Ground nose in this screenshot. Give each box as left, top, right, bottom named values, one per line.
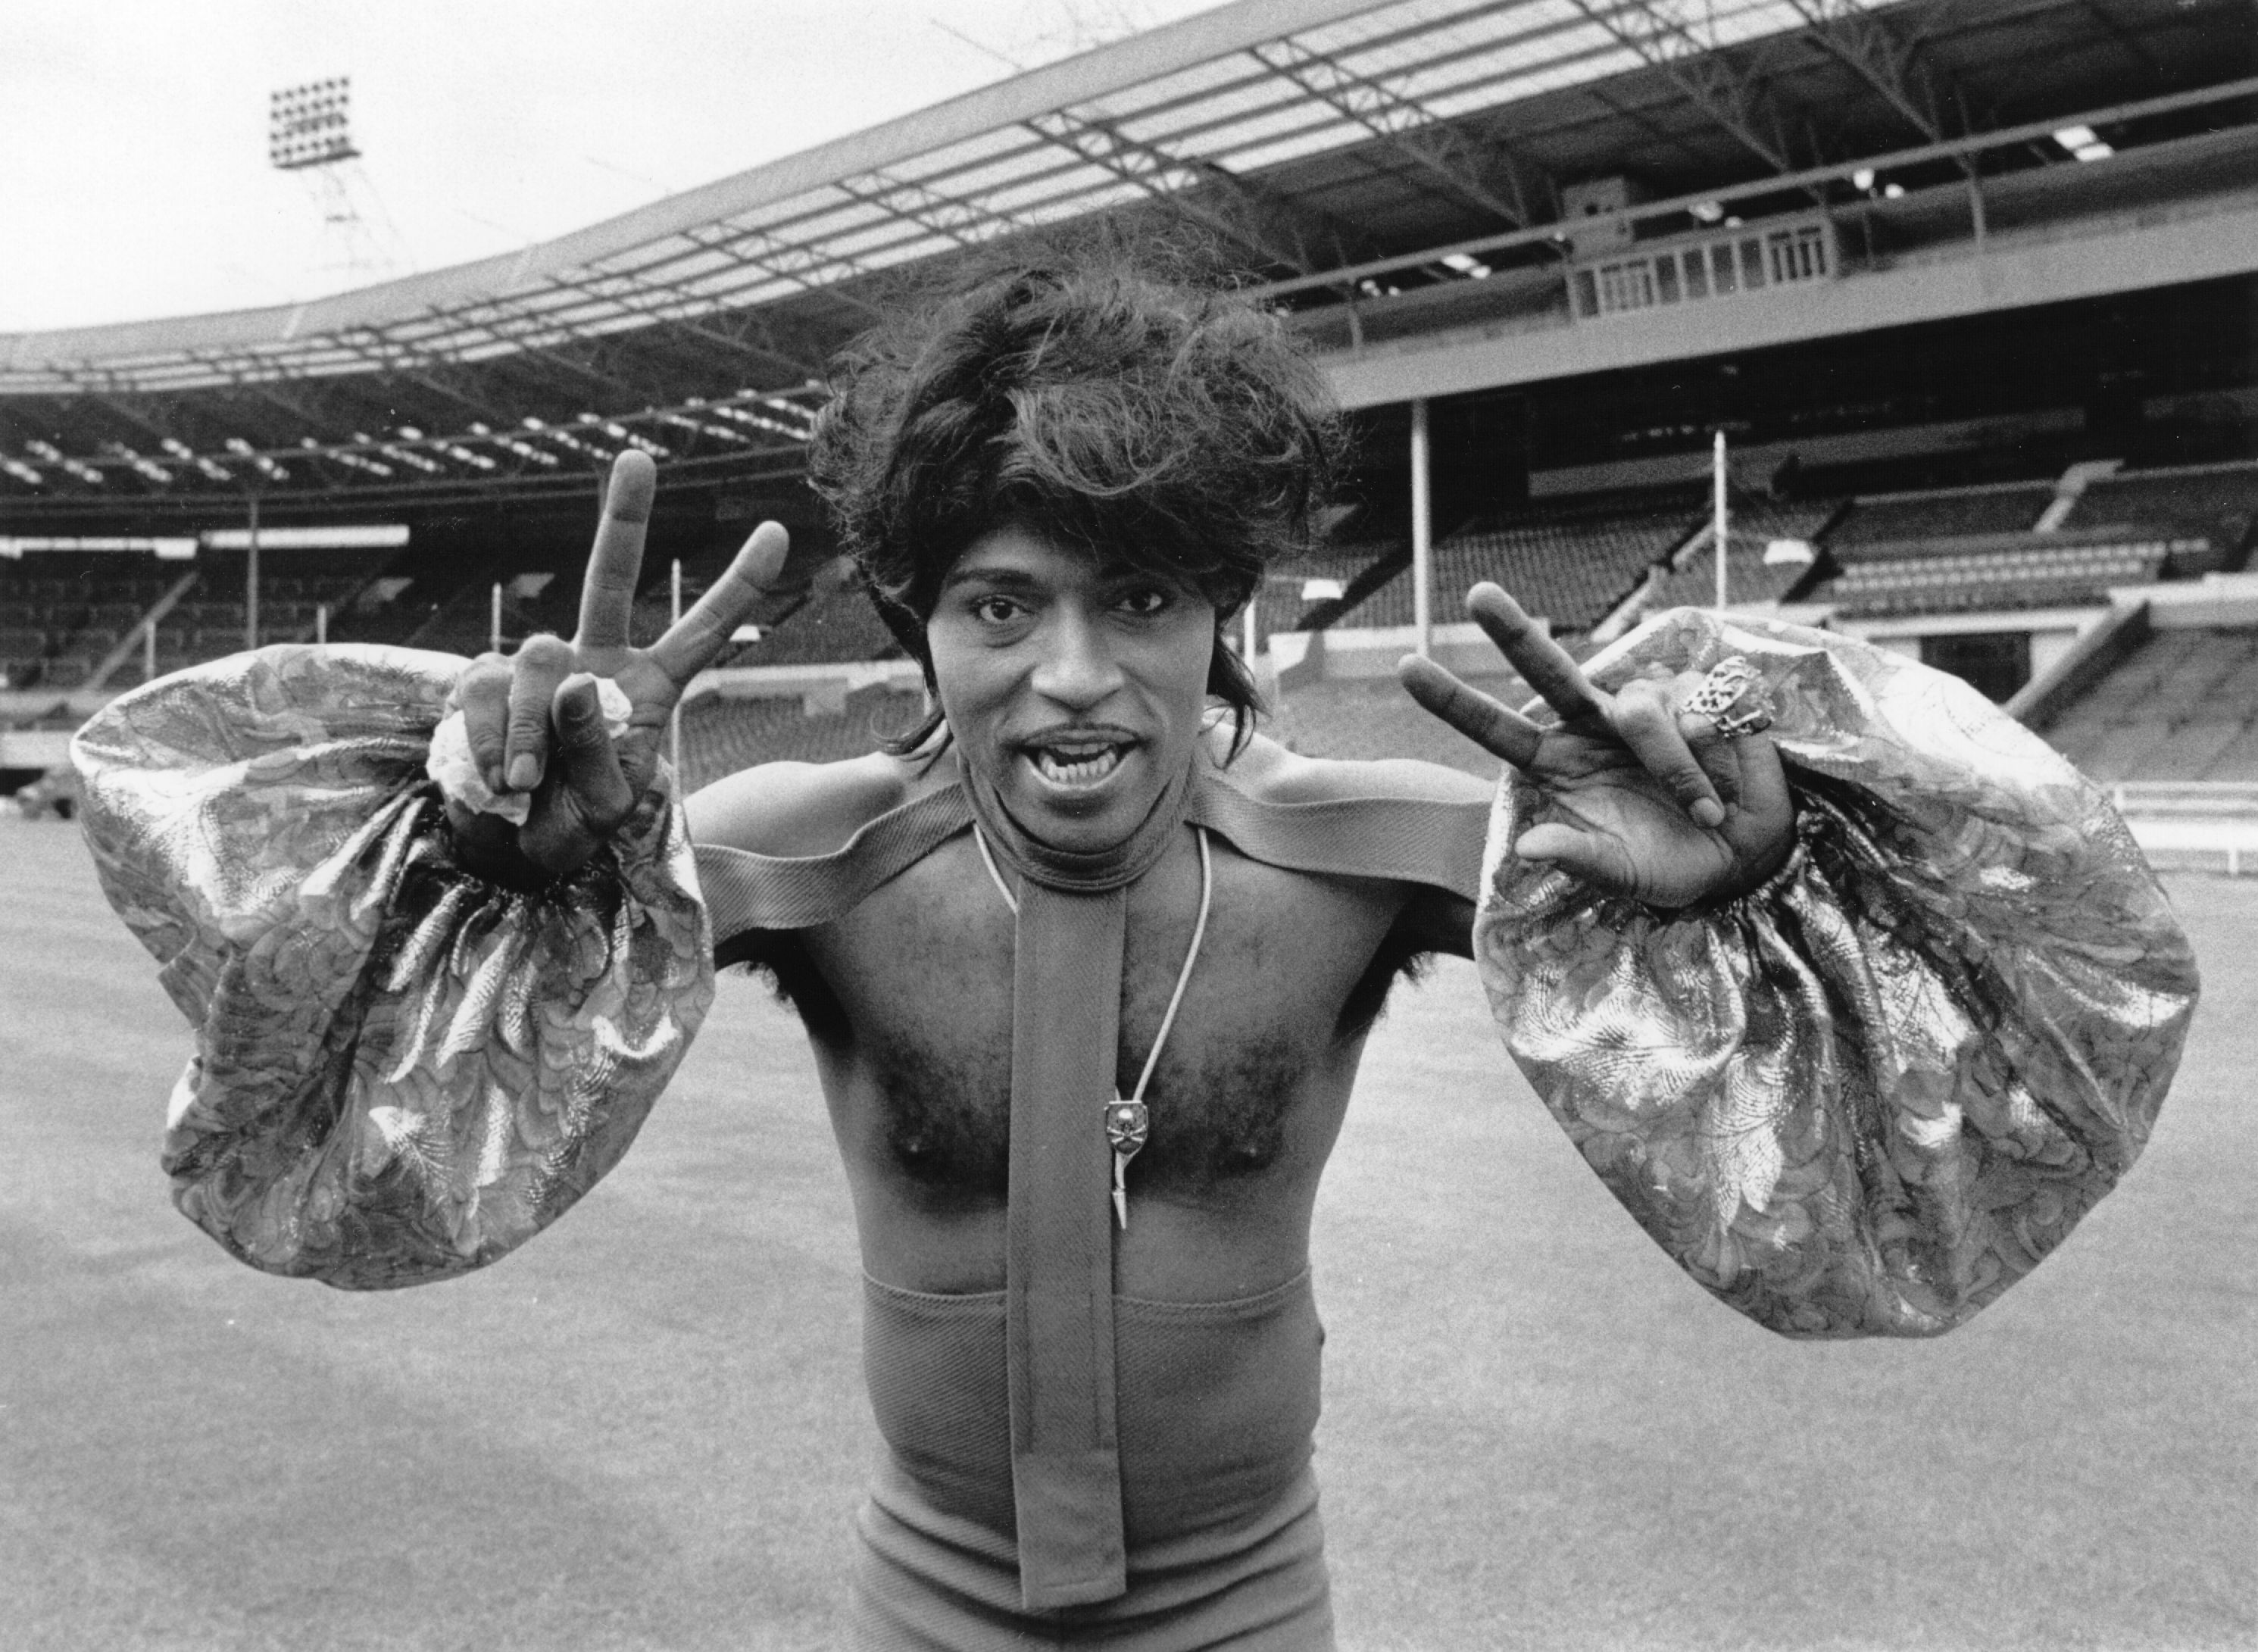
left=1029, top=603, right=1125, bottom=710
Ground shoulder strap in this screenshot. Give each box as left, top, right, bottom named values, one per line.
left=1186, top=764, right=1491, bottom=901
left=1191, top=749, right=1490, bottom=902
left=692, top=749, right=1494, bottom=945
left=694, top=785, right=973, bottom=943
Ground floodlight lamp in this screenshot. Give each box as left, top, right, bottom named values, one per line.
left=1883, top=183, right=1905, bottom=199
left=1853, top=168, right=1875, bottom=191
left=2054, top=125, right=2099, bottom=150
left=1691, top=200, right=1724, bottom=223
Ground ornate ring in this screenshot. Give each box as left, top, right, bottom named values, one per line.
left=1681, top=656, right=1774, bottom=739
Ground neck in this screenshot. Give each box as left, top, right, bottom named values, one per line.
left=961, top=753, right=1197, bottom=895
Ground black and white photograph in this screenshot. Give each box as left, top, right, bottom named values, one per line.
left=2, top=2, right=2252, bottom=1646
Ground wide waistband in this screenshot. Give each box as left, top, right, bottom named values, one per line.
left=860, top=1270, right=1324, bottom=1545
left=854, top=1455, right=1333, bottom=1647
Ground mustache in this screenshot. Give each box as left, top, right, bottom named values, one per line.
left=1013, top=724, right=1143, bottom=748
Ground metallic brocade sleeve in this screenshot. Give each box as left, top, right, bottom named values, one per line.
left=1475, top=610, right=2199, bottom=1339
left=71, top=644, right=715, bottom=1290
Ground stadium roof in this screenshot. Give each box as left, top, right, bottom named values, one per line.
left=2, top=0, right=2250, bottom=517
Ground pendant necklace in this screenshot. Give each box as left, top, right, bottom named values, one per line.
left=974, top=822, right=1213, bottom=1229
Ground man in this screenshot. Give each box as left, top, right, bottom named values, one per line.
left=77, top=261, right=2194, bottom=1649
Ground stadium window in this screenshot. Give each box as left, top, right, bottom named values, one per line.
left=1768, top=226, right=1829, bottom=285
left=1710, top=243, right=1737, bottom=295
left=1573, top=269, right=1600, bottom=318
left=1682, top=249, right=1708, bottom=300
left=1919, top=631, right=2031, bottom=703
left=1597, top=261, right=1656, bottom=313
left=1740, top=239, right=1766, bottom=289
left=1656, top=255, right=1680, bottom=304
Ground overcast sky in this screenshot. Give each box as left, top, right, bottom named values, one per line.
left=1, top=0, right=1224, bottom=334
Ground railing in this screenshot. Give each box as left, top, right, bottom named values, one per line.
left=2110, top=781, right=2258, bottom=813
left=1571, top=218, right=1835, bottom=322
left=2110, top=781, right=2258, bottom=876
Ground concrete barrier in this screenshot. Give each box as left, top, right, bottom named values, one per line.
left=1266, top=620, right=1526, bottom=686
left=686, top=659, right=924, bottom=717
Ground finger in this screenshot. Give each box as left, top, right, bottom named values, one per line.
left=1463, top=585, right=1610, bottom=726
left=648, top=522, right=790, bottom=685
left=456, top=654, right=513, bottom=793
left=1614, top=679, right=1725, bottom=828
left=574, top=451, right=658, bottom=651
left=548, top=673, right=636, bottom=838
left=1399, top=654, right=1543, bottom=767
left=1514, top=822, right=1638, bottom=891
left=501, top=634, right=574, bottom=793
left=1677, top=710, right=1742, bottom=810
left=1731, top=729, right=1794, bottom=843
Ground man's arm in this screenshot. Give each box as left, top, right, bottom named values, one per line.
left=1400, top=589, right=2198, bottom=1339
left=71, top=453, right=790, bottom=1288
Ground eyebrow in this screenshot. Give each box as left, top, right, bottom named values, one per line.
left=938, top=564, right=1045, bottom=594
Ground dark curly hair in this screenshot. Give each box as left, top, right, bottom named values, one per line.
left=807, top=256, right=1344, bottom=754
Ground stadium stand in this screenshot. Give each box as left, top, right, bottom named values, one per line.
left=676, top=686, right=927, bottom=792
left=1623, top=497, right=1844, bottom=621
left=2044, top=629, right=2258, bottom=784
left=5, top=0, right=2257, bottom=831
left=2063, top=461, right=2258, bottom=576
left=1341, top=498, right=1702, bottom=637
left=726, top=566, right=901, bottom=667
left=1809, top=530, right=2172, bottom=618
left=1, top=551, right=389, bottom=695
left=1825, top=482, right=2058, bottom=550
left=1252, top=541, right=1407, bottom=645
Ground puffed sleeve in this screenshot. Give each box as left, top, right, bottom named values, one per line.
left=1476, top=609, right=2198, bottom=1338
left=71, top=643, right=714, bottom=1289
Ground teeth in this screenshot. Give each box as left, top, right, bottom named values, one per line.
left=1032, top=746, right=1123, bottom=786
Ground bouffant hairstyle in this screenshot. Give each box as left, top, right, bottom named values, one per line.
left=806, top=257, right=1344, bottom=754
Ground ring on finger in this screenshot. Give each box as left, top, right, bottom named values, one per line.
left=1680, top=655, right=1774, bottom=739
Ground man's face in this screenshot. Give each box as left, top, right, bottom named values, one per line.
left=926, top=521, right=1217, bottom=854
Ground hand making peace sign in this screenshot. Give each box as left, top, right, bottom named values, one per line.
left=1401, top=583, right=1796, bottom=909
left=445, top=451, right=789, bottom=884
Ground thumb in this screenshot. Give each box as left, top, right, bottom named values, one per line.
left=1515, top=823, right=1635, bottom=890
left=549, top=673, right=636, bottom=839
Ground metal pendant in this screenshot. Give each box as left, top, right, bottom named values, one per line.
left=1104, top=1098, right=1149, bottom=1229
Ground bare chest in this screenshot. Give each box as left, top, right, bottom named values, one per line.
left=799, top=835, right=1404, bottom=1200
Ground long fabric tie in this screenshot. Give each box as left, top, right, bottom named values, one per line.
left=965, top=761, right=1192, bottom=1610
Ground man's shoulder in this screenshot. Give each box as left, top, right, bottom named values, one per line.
left=686, top=751, right=928, bottom=858
left=1212, top=728, right=1493, bottom=809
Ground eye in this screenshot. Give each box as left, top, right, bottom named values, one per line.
left=1117, top=586, right=1172, bottom=617
left=971, top=595, right=1024, bottom=625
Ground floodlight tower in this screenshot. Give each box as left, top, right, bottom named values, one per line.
left=268, top=77, right=398, bottom=277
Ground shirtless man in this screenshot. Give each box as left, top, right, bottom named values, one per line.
left=436, top=264, right=1796, bottom=1647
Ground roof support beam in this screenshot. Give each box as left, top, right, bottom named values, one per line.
left=1024, top=108, right=1363, bottom=277
left=830, top=168, right=1028, bottom=252
left=1779, top=0, right=1950, bottom=142
left=329, top=337, right=523, bottom=427
left=1561, top=0, right=1810, bottom=176
left=1248, top=37, right=1543, bottom=229
left=551, top=268, right=830, bottom=381
left=685, top=224, right=889, bottom=320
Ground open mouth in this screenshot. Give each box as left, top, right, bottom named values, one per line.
left=1020, top=732, right=1138, bottom=792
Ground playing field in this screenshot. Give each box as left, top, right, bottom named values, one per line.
left=2, top=811, right=2251, bottom=1651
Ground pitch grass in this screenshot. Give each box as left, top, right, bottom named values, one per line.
left=2, top=814, right=2252, bottom=1652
